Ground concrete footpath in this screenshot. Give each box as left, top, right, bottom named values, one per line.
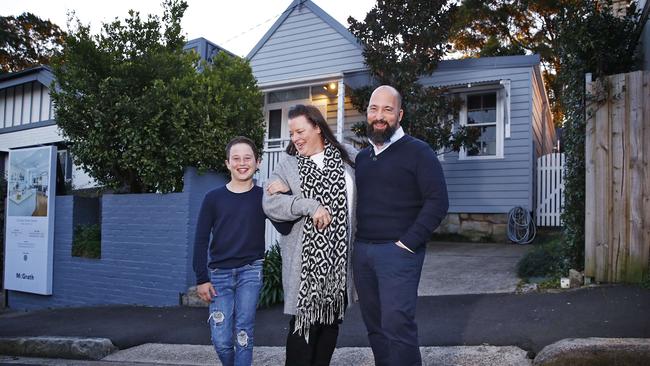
left=1, top=243, right=650, bottom=365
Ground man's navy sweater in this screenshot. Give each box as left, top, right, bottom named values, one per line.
left=355, top=134, right=449, bottom=251
left=193, top=185, right=266, bottom=285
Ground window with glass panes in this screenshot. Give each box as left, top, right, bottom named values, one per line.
left=465, top=92, right=497, bottom=157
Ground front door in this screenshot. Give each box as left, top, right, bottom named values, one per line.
left=265, top=100, right=303, bottom=150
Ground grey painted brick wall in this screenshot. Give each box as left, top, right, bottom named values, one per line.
left=8, top=168, right=227, bottom=310
left=183, top=167, right=228, bottom=287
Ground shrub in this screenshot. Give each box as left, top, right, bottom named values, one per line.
left=51, top=0, right=264, bottom=193
left=258, top=244, right=283, bottom=308
left=72, top=224, right=101, bottom=259
left=641, top=273, right=650, bottom=290
left=517, top=237, right=567, bottom=278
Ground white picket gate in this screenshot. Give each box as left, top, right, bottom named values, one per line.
left=536, top=153, right=565, bottom=227
left=256, top=139, right=291, bottom=249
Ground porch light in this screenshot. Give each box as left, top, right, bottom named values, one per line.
left=328, top=82, right=337, bottom=91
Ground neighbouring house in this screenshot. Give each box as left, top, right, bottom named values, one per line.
left=0, top=38, right=230, bottom=190
left=0, top=66, right=93, bottom=189
left=183, top=37, right=236, bottom=61
left=248, top=0, right=557, bottom=241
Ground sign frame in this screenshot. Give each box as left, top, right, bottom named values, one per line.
left=4, top=146, right=57, bottom=295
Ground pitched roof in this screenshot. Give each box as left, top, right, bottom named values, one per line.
left=247, top=0, right=363, bottom=60
left=435, top=54, right=541, bottom=71
left=0, top=66, right=55, bottom=90
left=184, top=37, right=236, bottom=59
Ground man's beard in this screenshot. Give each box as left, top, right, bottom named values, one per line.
left=367, top=120, right=397, bottom=145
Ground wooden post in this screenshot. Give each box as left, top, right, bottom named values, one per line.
left=336, top=78, right=345, bottom=142
left=595, top=75, right=611, bottom=283
left=610, top=73, right=627, bottom=282
left=643, top=72, right=650, bottom=277
left=626, top=71, right=645, bottom=282
left=584, top=73, right=596, bottom=278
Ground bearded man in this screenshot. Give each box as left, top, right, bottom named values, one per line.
left=352, top=85, right=449, bottom=366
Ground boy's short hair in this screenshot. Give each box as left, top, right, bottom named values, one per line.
left=225, top=136, right=259, bottom=160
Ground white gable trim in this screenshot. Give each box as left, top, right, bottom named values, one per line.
left=247, top=0, right=363, bottom=60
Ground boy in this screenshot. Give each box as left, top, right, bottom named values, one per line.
left=193, top=136, right=266, bottom=366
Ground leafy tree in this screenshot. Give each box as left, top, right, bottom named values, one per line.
left=347, top=0, right=478, bottom=152
left=556, top=0, right=641, bottom=270
left=0, top=12, right=65, bottom=73
left=51, top=0, right=264, bottom=193
left=450, top=0, right=564, bottom=125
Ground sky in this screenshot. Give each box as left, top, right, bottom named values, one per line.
left=2, top=0, right=377, bottom=57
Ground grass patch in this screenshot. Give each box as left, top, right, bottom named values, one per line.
left=537, top=276, right=562, bottom=289
left=258, top=244, right=283, bottom=309
left=72, top=224, right=101, bottom=259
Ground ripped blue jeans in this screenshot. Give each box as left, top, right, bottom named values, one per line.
left=208, top=258, right=263, bottom=366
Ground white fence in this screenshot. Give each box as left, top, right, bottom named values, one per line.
left=256, top=138, right=291, bottom=249
left=536, top=153, right=565, bottom=227
left=256, top=138, right=291, bottom=186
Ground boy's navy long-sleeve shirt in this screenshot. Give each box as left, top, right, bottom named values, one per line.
left=355, top=134, right=449, bottom=251
left=193, top=185, right=266, bottom=285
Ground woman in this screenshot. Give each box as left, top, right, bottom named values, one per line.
left=263, top=104, right=357, bottom=366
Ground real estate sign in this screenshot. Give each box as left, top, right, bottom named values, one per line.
left=4, top=146, right=57, bottom=295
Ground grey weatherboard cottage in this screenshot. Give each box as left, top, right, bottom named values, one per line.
left=247, top=0, right=556, bottom=241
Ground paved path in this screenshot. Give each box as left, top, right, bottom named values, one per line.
left=1, top=345, right=534, bottom=366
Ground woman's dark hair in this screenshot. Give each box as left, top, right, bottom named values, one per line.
left=225, top=136, right=259, bottom=161
left=286, top=104, right=354, bottom=167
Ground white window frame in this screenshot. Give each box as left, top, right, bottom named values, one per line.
left=457, top=85, right=506, bottom=160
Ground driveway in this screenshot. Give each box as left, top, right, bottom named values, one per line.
left=419, top=242, right=531, bottom=296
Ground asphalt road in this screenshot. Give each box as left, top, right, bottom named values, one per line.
left=2, top=285, right=649, bottom=354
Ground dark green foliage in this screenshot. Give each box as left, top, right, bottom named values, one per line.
left=347, top=1, right=478, bottom=153
left=641, top=273, right=650, bottom=290
left=72, top=224, right=101, bottom=259
left=517, top=237, right=567, bottom=278
left=0, top=12, right=65, bottom=73
left=556, top=1, right=641, bottom=271
left=451, top=0, right=556, bottom=59
left=348, top=1, right=455, bottom=84
left=258, top=244, right=283, bottom=309
left=51, top=0, right=264, bottom=193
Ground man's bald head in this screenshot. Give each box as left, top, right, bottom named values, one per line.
left=370, top=85, right=402, bottom=111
